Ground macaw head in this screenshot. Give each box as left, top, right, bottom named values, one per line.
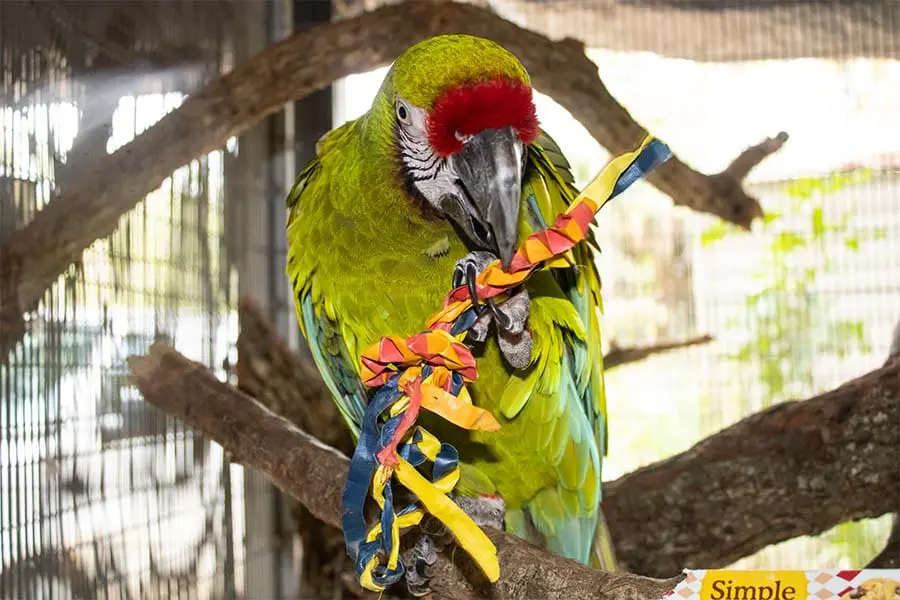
left=370, top=34, right=539, bottom=268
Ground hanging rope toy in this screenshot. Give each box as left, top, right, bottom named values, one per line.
left=341, top=135, right=673, bottom=592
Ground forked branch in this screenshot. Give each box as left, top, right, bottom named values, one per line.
left=129, top=343, right=681, bottom=600
left=2, top=0, right=785, bottom=360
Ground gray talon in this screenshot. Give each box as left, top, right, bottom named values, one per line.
left=453, top=494, right=506, bottom=531
left=406, top=534, right=438, bottom=597
left=453, top=251, right=532, bottom=370
left=496, top=288, right=532, bottom=369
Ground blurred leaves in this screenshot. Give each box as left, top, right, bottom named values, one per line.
left=703, top=167, right=890, bottom=566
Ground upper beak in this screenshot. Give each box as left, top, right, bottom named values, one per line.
left=449, top=126, right=523, bottom=270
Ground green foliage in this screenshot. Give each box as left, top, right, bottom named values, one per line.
left=705, top=169, right=879, bottom=401
left=820, top=515, right=895, bottom=567
left=702, top=168, right=891, bottom=566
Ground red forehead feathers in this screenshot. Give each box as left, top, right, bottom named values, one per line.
left=427, top=78, right=540, bottom=157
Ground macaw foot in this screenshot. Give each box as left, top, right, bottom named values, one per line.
left=405, top=534, right=438, bottom=597
left=453, top=493, right=506, bottom=531
left=404, top=494, right=505, bottom=596
left=452, top=251, right=532, bottom=370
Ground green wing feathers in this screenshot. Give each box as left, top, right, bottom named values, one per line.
left=286, top=122, right=369, bottom=441
left=285, top=121, right=615, bottom=569
left=506, top=131, right=615, bottom=569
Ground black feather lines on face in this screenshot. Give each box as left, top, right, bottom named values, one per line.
left=395, top=120, right=445, bottom=222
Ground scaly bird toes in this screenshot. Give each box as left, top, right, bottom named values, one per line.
left=452, top=251, right=498, bottom=287
left=405, top=534, right=438, bottom=597
left=452, top=251, right=532, bottom=370
left=453, top=494, right=506, bottom=531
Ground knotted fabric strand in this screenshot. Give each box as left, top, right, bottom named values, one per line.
left=341, top=136, right=672, bottom=592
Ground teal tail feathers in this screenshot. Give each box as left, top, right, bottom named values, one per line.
left=504, top=501, right=617, bottom=571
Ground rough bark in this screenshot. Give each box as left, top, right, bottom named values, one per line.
left=138, top=337, right=900, bottom=582
left=605, top=358, right=900, bottom=577
left=0, top=0, right=784, bottom=361
left=866, top=321, right=900, bottom=569
left=129, top=343, right=682, bottom=600
left=235, top=299, right=900, bottom=577
left=234, top=300, right=712, bottom=595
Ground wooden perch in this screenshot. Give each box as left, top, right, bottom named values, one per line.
left=234, top=301, right=711, bottom=591
left=154, top=313, right=900, bottom=582
left=603, top=334, right=714, bottom=370
left=867, top=336, right=900, bottom=570
left=606, top=357, right=900, bottom=577
left=235, top=301, right=717, bottom=592
left=1, top=0, right=782, bottom=360
left=129, top=342, right=682, bottom=600
left=237, top=300, right=900, bottom=577
left=234, top=299, right=900, bottom=576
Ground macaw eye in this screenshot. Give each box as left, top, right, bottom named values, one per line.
left=396, top=101, right=411, bottom=125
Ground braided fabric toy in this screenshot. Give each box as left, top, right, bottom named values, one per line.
left=341, top=135, right=672, bottom=592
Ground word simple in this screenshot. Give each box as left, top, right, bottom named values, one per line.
left=707, top=579, right=796, bottom=600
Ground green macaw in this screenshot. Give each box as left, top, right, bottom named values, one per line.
left=286, top=34, right=616, bottom=574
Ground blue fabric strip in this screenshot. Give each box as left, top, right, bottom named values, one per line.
left=341, top=376, right=401, bottom=561
left=610, top=139, right=672, bottom=200
left=340, top=136, right=673, bottom=591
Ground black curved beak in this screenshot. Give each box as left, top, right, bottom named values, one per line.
left=449, top=126, right=523, bottom=269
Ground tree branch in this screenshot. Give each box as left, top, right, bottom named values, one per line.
left=234, top=302, right=713, bottom=592
left=603, top=334, right=714, bottom=370
left=1, top=0, right=781, bottom=360
left=866, top=323, right=900, bottom=569
left=163, top=297, right=900, bottom=578
left=129, top=342, right=682, bottom=600
left=723, top=132, right=790, bottom=182
left=234, top=299, right=900, bottom=576
left=604, top=358, right=900, bottom=577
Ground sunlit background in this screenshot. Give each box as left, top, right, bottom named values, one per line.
left=335, top=56, right=900, bottom=568
left=2, top=1, right=899, bottom=598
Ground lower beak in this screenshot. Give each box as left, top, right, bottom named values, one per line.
left=450, top=127, right=523, bottom=269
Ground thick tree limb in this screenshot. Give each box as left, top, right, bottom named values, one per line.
left=1, top=0, right=780, bottom=360
left=603, top=334, right=713, bottom=370
left=169, top=299, right=900, bottom=582
left=605, top=358, right=900, bottom=577
left=129, top=342, right=682, bottom=600
left=234, top=301, right=710, bottom=592
left=867, top=325, right=900, bottom=569
left=234, top=299, right=900, bottom=576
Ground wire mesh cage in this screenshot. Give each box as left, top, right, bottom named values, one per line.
left=332, top=0, right=900, bottom=573
left=1, top=0, right=899, bottom=598
left=0, top=2, right=258, bottom=599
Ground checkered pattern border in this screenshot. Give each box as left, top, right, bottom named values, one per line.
left=662, top=569, right=900, bottom=599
